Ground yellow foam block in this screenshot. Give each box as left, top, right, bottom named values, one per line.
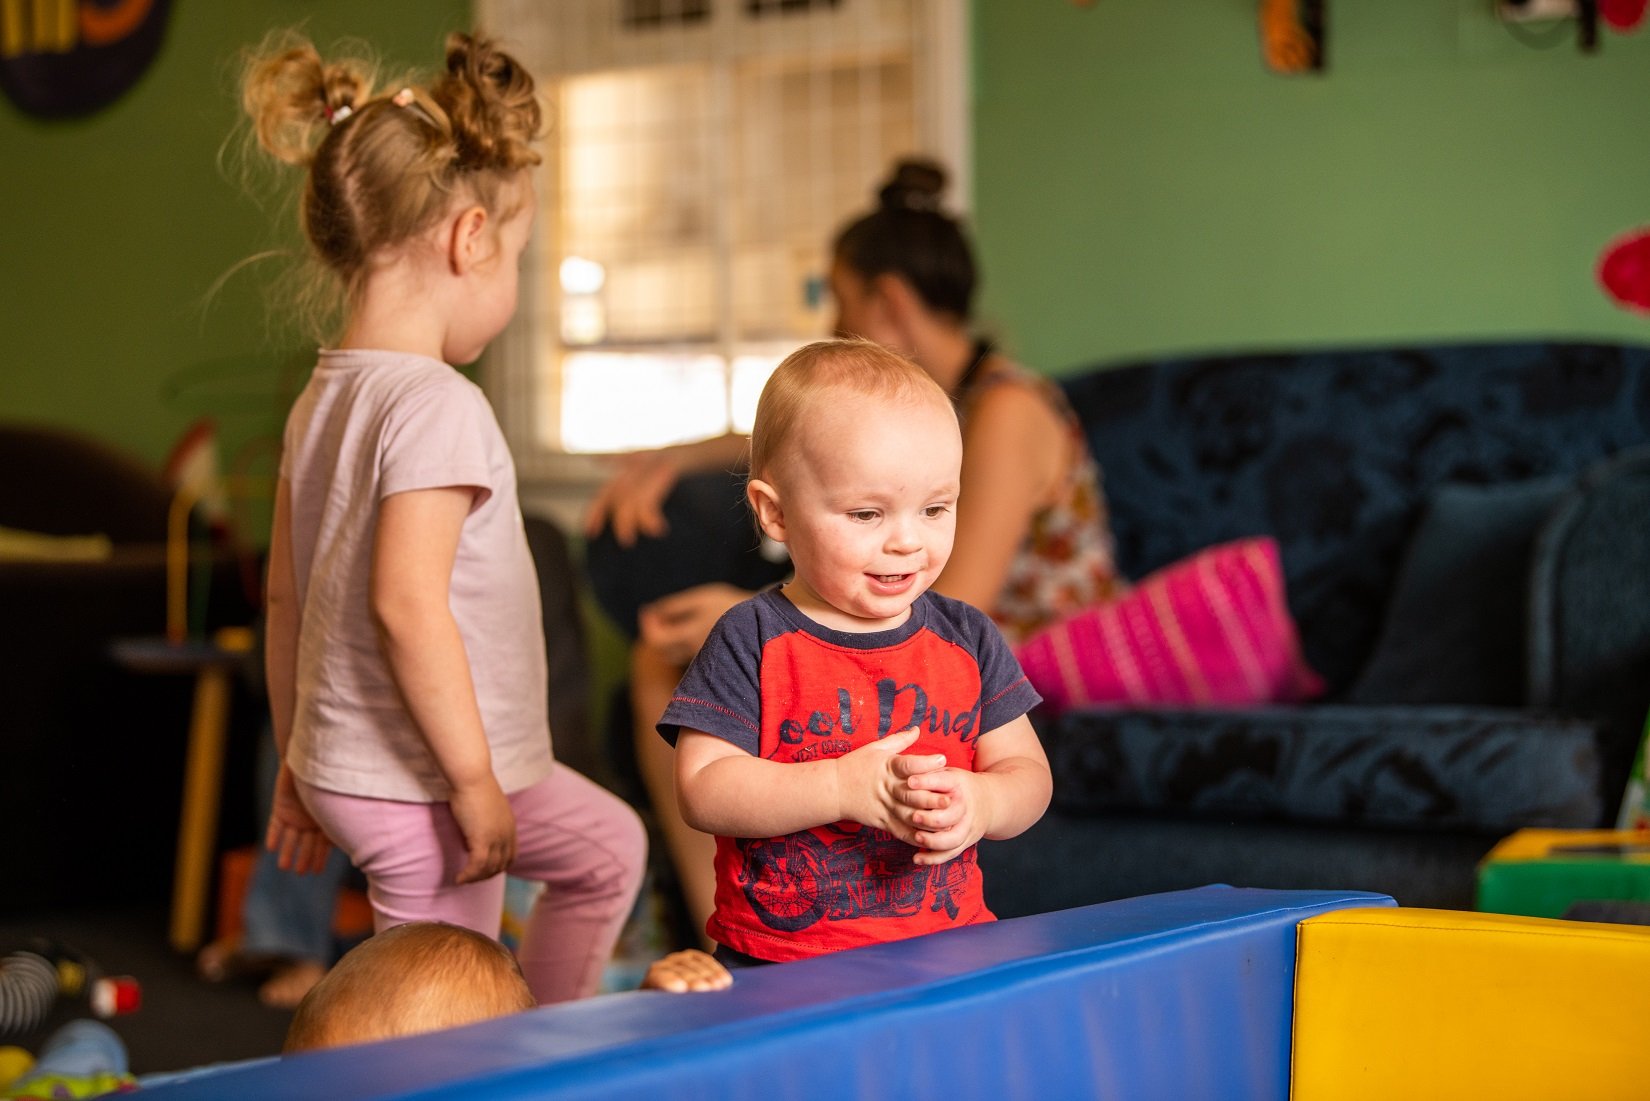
left=1291, top=907, right=1650, bottom=1101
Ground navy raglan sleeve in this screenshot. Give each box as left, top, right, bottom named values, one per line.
left=968, top=606, right=1042, bottom=737
left=657, top=600, right=765, bottom=755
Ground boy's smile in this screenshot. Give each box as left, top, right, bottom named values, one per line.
left=748, top=387, right=962, bottom=633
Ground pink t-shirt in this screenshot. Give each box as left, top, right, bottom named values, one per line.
left=279, top=348, right=553, bottom=802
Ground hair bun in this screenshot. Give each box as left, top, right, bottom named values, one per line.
left=241, top=36, right=375, bottom=167
left=877, top=158, right=946, bottom=213
left=433, top=32, right=541, bottom=172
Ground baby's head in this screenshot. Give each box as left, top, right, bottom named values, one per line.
left=283, top=921, right=534, bottom=1054
left=747, top=339, right=962, bottom=631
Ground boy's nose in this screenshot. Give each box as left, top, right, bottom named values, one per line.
left=884, top=519, right=921, bottom=553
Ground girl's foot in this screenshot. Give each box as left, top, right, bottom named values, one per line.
left=257, top=960, right=327, bottom=1010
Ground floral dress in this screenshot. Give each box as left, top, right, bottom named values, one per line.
left=961, top=366, right=1126, bottom=644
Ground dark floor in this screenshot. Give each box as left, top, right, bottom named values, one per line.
left=0, top=899, right=293, bottom=1078
left=0, top=846, right=695, bottom=1083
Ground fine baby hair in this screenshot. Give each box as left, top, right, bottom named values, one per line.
left=748, top=338, right=953, bottom=484
left=239, top=29, right=540, bottom=330
left=283, top=921, right=534, bottom=1054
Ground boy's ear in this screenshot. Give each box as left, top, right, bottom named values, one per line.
left=448, top=204, right=491, bottom=275
left=746, top=478, right=786, bottom=543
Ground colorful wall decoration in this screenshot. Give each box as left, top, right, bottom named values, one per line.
left=0, top=0, right=172, bottom=117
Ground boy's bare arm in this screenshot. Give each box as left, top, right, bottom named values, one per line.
left=904, top=715, right=1052, bottom=865
left=675, top=728, right=948, bottom=843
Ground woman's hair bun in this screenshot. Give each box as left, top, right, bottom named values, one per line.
left=433, top=32, right=542, bottom=172
left=877, top=157, right=947, bottom=214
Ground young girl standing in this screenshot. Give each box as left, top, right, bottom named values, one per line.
left=246, top=31, right=646, bottom=1004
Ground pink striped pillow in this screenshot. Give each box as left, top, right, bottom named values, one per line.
left=1014, top=537, right=1324, bottom=714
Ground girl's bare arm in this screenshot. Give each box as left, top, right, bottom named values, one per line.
left=372, top=486, right=514, bottom=884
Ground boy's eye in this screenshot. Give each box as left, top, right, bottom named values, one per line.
left=847, top=510, right=879, bottom=523
left=923, top=505, right=950, bottom=519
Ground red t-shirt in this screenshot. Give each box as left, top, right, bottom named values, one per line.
left=659, top=589, right=1041, bottom=962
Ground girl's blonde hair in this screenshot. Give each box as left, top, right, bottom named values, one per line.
left=239, top=30, right=541, bottom=336
left=749, top=338, right=953, bottom=483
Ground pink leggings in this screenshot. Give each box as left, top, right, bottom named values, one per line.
left=299, top=765, right=646, bottom=1004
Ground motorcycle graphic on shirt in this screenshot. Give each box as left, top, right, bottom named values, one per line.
left=736, top=822, right=973, bottom=932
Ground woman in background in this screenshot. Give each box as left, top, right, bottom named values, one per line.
left=585, top=159, right=1122, bottom=942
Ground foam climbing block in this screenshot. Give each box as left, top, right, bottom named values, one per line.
left=147, top=885, right=1389, bottom=1101
left=1291, top=906, right=1650, bottom=1101
left=1476, top=827, right=1650, bottom=918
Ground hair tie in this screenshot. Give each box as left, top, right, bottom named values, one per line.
left=392, top=87, right=442, bottom=130
left=325, top=103, right=353, bottom=125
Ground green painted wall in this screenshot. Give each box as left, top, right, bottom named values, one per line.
left=0, top=2, right=467, bottom=470
left=972, top=0, right=1650, bottom=375
left=8, top=1, right=1650, bottom=466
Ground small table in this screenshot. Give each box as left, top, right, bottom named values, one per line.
left=111, top=626, right=257, bottom=953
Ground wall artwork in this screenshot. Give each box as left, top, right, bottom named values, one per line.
left=1259, top=0, right=1325, bottom=74
left=0, top=0, right=172, bottom=117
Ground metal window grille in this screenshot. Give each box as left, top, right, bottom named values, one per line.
left=477, top=0, right=965, bottom=519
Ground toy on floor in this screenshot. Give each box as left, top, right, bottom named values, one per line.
left=0, top=942, right=139, bottom=1039
left=0, top=1019, right=137, bottom=1100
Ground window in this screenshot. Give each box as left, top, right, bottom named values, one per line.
left=475, top=0, right=968, bottom=524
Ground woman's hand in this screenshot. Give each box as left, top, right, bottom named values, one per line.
left=638, top=582, right=752, bottom=666
left=583, top=433, right=751, bottom=546
left=449, top=777, right=518, bottom=884
left=265, top=763, right=334, bottom=875
left=583, top=449, right=686, bottom=546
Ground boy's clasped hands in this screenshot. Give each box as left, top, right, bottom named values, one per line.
left=841, top=727, right=992, bottom=867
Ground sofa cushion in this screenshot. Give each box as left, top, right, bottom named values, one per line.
left=1347, top=476, right=1569, bottom=707
left=1061, top=342, right=1650, bottom=694
left=1047, top=704, right=1606, bottom=832
left=1016, top=537, right=1322, bottom=713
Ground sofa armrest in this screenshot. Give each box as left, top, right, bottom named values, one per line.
left=1046, top=704, right=1606, bottom=832
left=1527, top=446, right=1650, bottom=805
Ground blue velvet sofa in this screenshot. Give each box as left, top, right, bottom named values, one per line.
left=586, top=341, right=1650, bottom=920
left=983, top=340, right=1650, bottom=915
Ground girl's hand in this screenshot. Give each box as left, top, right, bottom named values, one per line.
left=449, top=778, right=517, bottom=884
left=638, top=583, right=752, bottom=666
left=583, top=449, right=685, bottom=546
left=904, top=768, right=991, bottom=866
left=265, top=763, right=334, bottom=875
left=641, top=949, right=733, bottom=993
left=834, top=728, right=951, bottom=845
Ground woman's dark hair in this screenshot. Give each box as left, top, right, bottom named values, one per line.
left=832, top=158, right=976, bottom=322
